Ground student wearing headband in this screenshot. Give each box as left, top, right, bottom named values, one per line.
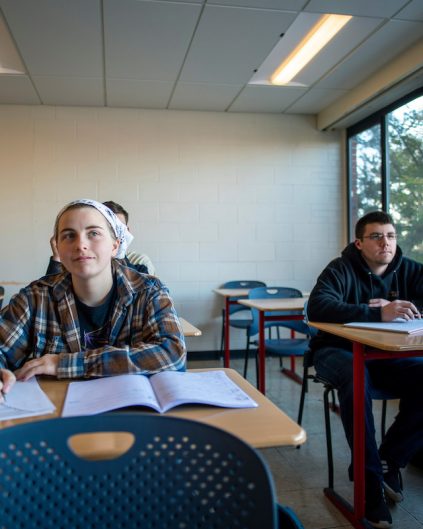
left=45, top=200, right=156, bottom=276
left=0, top=199, right=186, bottom=399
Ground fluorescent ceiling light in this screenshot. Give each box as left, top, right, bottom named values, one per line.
left=271, top=14, right=352, bottom=86
left=0, top=13, right=25, bottom=74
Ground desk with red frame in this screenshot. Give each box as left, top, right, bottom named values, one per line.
left=237, top=297, right=309, bottom=394
left=308, top=321, right=423, bottom=529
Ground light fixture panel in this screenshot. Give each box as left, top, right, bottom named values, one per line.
left=0, top=13, right=25, bottom=74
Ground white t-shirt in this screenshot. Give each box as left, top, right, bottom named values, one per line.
left=126, top=251, right=156, bottom=276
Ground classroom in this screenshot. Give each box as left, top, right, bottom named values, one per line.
left=0, top=1, right=422, bottom=528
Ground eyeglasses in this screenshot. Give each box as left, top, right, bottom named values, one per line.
left=362, top=233, right=397, bottom=241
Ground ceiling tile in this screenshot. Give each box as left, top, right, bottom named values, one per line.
left=394, top=0, right=423, bottom=21
left=0, top=75, right=40, bottom=104
left=229, top=85, right=307, bottom=112
left=304, top=0, right=410, bottom=18
left=179, top=5, right=297, bottom=84
left=33, top=76, right=104, bottom=106
left=0, top=0, right=102, bottom=76
left=169, top=83, right=241, bottom=111
left=207, top=0, right=307, bottom=9
left=106, top=79, right=174, bottom=109
left=104, top=0, right=201, bottom=81
left=317, top=20, right=423, bottom=90
left=286, top=87, right=348, bottom=114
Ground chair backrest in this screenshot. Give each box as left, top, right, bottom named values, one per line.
left=248, top=286, right=303, bottom=337
left=0, top=285, right=4, bottom=310
left=222, top=280, right=266, bottom=315
left=0, top=414, right=279, bottom=529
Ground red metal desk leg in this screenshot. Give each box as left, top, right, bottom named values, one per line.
left=353, top=341, right=366, bottom=520
left=224, top=297, right=230, bottom=368
left=258, top=311, right=266, bottom=394
left=324, top=341, right=370, bottom=529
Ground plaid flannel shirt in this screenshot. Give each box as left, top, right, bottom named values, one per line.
left=0, top=262, right=186, bottom=378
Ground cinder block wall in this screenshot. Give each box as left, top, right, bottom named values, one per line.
left=0, top=105, right=343, bottom=350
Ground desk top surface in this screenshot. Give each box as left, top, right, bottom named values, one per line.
left=238, top=297, right=308, bottom=311
left=309, top=321, right=423, bottom=351
left=214, top=288, right=310, bottom=298
left=179, top=317, right=202, bottom=337
left=214, top=287, right=250, bottom=297
left=0, top=368, right=306, bottom=449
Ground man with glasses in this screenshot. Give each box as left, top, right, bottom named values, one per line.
left=308, top=211, right=422, bottom=529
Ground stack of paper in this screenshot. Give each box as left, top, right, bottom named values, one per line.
left=0, top=377, right=56, bottom=420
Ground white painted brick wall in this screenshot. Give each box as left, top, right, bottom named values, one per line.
left=0, top=105, right=344, bottom=351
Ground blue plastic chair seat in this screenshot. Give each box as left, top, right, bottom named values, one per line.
left=229, top=317, right=253, bottom=329
left=264, top=338, right=311, bottom=357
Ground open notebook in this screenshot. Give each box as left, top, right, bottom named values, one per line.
left=62, top=370, right=258, bottom=417
left=344, top=319, right=423, bottom=335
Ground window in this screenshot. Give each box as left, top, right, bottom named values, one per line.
left=347, top=89, right=423, bottom=262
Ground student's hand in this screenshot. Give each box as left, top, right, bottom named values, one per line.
left=50, top=236, right=61, bottom=262
left=381, top=299, right=422, bottom=322
left=0, top=369, right=16, bottom=402
left=15, top=355, right=59, bottom=381
left=368, top=298, right=390, bottom=308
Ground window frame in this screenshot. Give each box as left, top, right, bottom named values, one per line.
left=346, top=86, right=423, bottom=239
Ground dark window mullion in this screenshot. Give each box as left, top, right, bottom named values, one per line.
left=381, top=115, right=389, bottom=212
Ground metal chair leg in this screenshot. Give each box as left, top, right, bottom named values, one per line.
left=381, top=399, right=387, bottom=439
left=323, top=386, right=335, bottom=489
left=297, top=366, right=309, bottom=426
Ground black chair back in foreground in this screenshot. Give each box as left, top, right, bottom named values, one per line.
left=0, top=413, right=305, bottom=529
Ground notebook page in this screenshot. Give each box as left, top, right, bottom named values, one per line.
left=150, top=370, right=258, bottom=412
left=0, top=377, right=55, bottom=421
left=62, top=374, right=160, bottom=417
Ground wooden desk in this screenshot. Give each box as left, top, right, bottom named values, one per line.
left=179, top=317, right=202, bottom=337
left=0, top=368, right=306, bottom=450
left=238, top=297, right=309, bottom=394
left=308, top=321, right=423, bottom=529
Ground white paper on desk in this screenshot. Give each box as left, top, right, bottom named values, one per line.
left=344, top=320, right=423, bottom=334
left=0, top=377, right=56, bottom=420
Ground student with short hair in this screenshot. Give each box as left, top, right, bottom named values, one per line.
left=0, top=199, right=185, bottom=398
left=308, top=211, right=423, bottom=529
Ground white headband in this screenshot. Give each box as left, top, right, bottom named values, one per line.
left=55, top=199, right=134, bottom=259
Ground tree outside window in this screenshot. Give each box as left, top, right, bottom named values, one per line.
left=348, top=93, right=422, bottom=263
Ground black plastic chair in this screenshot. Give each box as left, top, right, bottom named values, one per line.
left=220, top=280, right=266, bottom=355
left=0, top=413, right=305, bottom=529
left=297, top=348, right=397, bottom=489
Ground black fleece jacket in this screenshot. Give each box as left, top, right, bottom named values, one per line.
left=308, top=242, right=423, bottom=352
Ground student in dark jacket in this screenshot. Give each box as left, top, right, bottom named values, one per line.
left=308, top=211, right=422, bottom=529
